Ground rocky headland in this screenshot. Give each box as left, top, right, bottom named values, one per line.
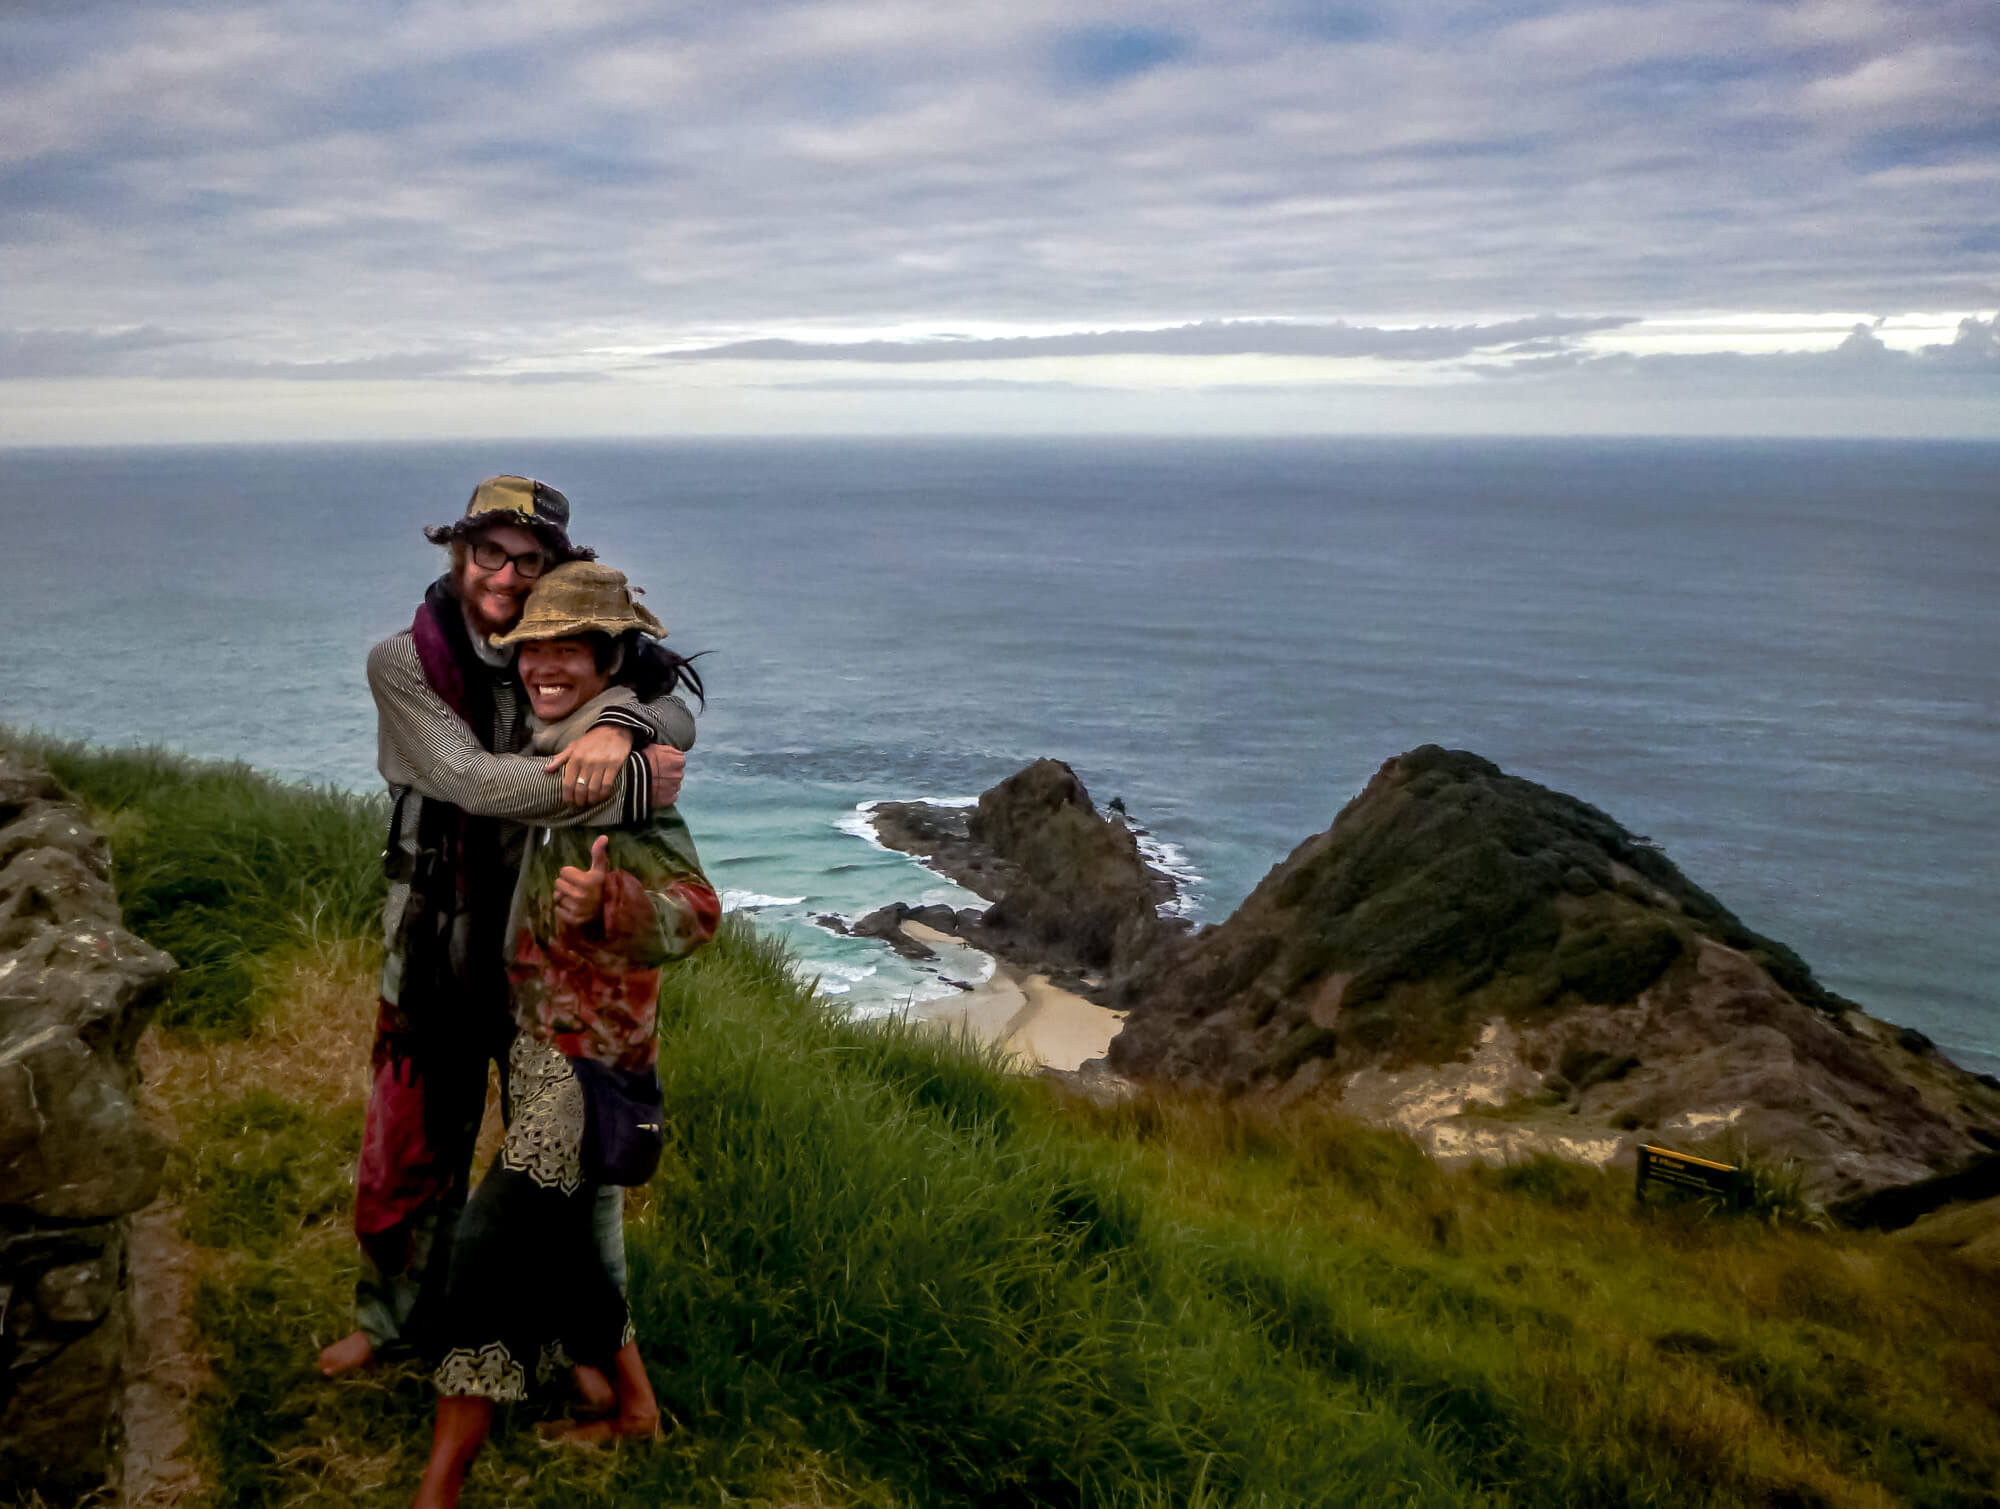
left=844, top=757, right=1183, bottom=989
left=0, top=752, right=176, bottom=1501
left=854, top=746, right=2000, bottom=1208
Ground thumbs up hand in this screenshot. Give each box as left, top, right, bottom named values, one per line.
left=554, top=834, right=611, bottom=928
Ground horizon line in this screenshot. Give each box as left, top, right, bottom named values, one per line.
left=9, top=429, right=2000, bottom=453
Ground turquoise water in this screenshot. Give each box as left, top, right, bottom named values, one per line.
left=3, top=437, right=1996, bottom=1070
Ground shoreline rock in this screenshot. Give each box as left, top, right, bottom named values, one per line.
left=865, top=759, right=1185, bottom=995
left=867, top=801, right=1015, bottom=902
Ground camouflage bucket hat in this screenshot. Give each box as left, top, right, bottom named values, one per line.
left=489, top=560, right=667, bottom=648
left=422, top=474, right=592, bottom=561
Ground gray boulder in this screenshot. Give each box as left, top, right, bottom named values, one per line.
left=0, top=751, right=175, bottom=1500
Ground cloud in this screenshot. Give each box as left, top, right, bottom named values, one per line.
left=0, top=325, right=202, bottom=378
left=764, top=376, right=1105, bottom=392
left=218, top=350, right=481, bottom=381
left=1928, top=312, right=2000, bottom=367
left=1286, top=4, right=1389, bottom=45
left=669, top=316, right=1637, bottom=363
left=1, top=0, right=1997, bottom=438
left=1468, top=313, right=2000, bottom=393
left=0, top=325, right=480, bottom=381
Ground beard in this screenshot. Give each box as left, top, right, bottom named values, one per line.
left=457, top=575, right=527, bottom=640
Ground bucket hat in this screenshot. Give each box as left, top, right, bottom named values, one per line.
left=489, top=560, right=666, bottom=648
left=423, top=475, right=593, bottom=562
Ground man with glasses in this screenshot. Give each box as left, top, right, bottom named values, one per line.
left=319, top=476, right=692, bottom=1384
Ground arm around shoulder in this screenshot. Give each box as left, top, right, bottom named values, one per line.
left=592, top=692, right=695, bottom=753
left=367, top=634, right=629, bottom=824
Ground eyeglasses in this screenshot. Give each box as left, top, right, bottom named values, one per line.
left=469, top=540, right=550, bottom=578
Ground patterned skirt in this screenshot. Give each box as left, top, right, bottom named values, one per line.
left=432, top=1034, right=632, bottom=1401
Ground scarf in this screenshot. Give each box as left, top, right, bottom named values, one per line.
left=528, top=686, right=639, bottom=757
left=379, top=579, right=517, bottom=1094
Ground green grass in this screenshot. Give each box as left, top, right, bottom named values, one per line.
left=180, top=1091, right=363, bottom=1258
left=25, top=740, right=2000, bottom=1507
left=8, top=734, right=384, bottom=1030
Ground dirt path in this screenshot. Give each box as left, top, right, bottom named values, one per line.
left=117, top=1200, right=206, bottom=1509
left=116, top=1021, right=213, bottom=1509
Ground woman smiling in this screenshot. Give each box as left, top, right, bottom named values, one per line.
left=411, top=562, right=720, bottom=1509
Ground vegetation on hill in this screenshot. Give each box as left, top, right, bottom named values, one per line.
left=1104, top=746, right=2000, bottom=1204
left=1113, top=745, right=1850, bottom=1084
left=18, top=738, right=2000, bottom=1508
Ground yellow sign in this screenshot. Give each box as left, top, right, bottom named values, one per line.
left=1635, top=1144, right=1743, bottom=1206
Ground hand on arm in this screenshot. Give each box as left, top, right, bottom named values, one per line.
left=544, top=725, right=635, bottom=807
left=644, top=744, right=685, bottom=806
left=563, top=688, right=690, bottom=809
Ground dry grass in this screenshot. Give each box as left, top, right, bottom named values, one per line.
left=129, top=937, right=511, bottom=1508
left=140, top=938, right=377, bottom=1124
left=1042, top=1084, right=2000, bottom=1507
left=140, top=932, right=513, bottom=1190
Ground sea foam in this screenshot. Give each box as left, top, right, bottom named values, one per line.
left=722, top=890, right=806, bottom=912
left=792, top=957, right=879, bottom=996
left=1132, top=832, right=1204, bottom=918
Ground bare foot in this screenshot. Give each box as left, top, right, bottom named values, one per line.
left=536, top=1407, right=664, bottom=1448
left=317, top=1330, right=375, bottom=1377
left=571, top=1364, right=616, bottom=1416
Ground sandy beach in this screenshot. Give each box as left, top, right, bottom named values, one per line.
left=903, top=922, right=1125, bottom=1073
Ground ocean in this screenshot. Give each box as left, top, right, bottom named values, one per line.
left=2, top=436, right=1995, bottom=1073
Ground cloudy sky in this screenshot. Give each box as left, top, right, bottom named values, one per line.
left=4, top=0, right=1997, bottom=442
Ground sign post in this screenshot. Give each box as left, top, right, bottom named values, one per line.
left=1635, top=1144, right=1744, bottom=1209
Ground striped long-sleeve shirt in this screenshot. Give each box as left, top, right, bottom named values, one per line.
left=367, top=631, right=693, bottom=825
left=368, top=622, right=694, bottom=1007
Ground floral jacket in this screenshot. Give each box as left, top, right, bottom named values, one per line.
left=504, top=697, right=720, bottom=1072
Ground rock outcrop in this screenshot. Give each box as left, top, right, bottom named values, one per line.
left=0, top=753, right=175, bottom=1502
left=1106, top=746, right=2000, bottom=1203
left=868, top=759, right=1179, bottom=987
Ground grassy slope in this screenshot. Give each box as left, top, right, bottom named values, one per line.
left=21, top=739, right=2000, bottom=1509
